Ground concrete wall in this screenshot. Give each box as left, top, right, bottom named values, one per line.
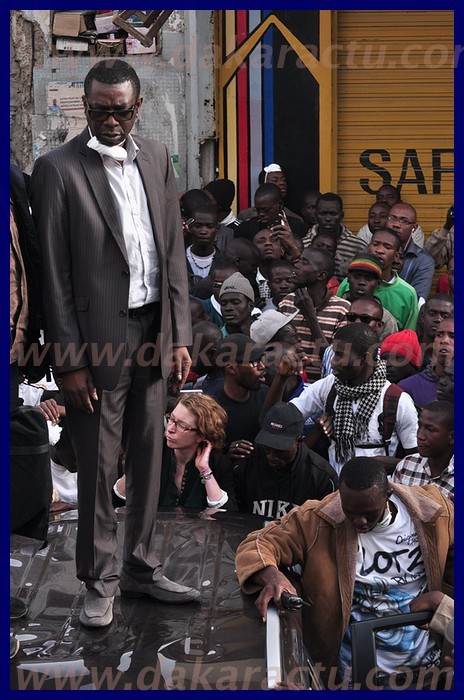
left=10, top=10, right=49, bottom=172
left=10, top=10, right=217, bottom=190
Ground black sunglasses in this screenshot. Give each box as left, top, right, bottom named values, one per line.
left=346, top=312, right=382, bottom=324
left=86, top=103, right=137, bottom=123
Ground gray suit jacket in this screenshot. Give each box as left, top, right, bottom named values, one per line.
left=30, top=129, right=191, bottom=389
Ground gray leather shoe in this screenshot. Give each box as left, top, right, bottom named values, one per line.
left=79, top=589, right=114, bottom=627
left=10, top=596, right=28, bottom=619
left=10, top=635, right=20, bottom=659
left=120, top=574, right=201, bottom=603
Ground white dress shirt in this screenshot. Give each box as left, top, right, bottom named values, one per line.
left=97, top=133, right=160, bottom=308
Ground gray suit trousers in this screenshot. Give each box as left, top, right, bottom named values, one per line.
left=67, top=309, right=167, bottom=597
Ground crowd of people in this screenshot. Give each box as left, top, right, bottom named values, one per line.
left=10, top=59, right=453, bottom=686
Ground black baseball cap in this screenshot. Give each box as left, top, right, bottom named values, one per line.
left=255, top=402, right=304, bottom=450
left=214, top=333, right=266, bottom=367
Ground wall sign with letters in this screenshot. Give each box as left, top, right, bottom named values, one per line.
left=359, top=148, right=454, bottom=195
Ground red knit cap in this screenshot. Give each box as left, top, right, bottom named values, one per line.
left=380, top=330, right=422, bottom=369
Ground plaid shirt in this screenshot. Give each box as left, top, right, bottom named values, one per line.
left=392, top=454, right=454, bottom=500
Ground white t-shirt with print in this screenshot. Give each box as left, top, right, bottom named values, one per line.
left=338, top=493, right=441, bottom=677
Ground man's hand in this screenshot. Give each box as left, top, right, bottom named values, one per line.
left=275, top=681, right=306, bottom=690
left=410, top=591, right=444, bottom=614
left=168, top=346, right=192, bottom=395
left=409, top=590, right=444, bottom=630
left=276, top=349, right=309, bottom=378
left=314, top=412, right=334, bottom=437
left=271, top=222, right=300, bottom=259
left=61, top=368, right=98, bottom=414
left=253, top=566, right=298, bottom=622
left=294, top=288, right=316, bottom=318
left=37, top=398, right=65, bottom=425
left=228, top=439, right=254, bottom=460
left=444, top=648, right=454, bottom=668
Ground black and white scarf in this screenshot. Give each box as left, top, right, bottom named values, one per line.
left=333, top=361, right=387, bottom=464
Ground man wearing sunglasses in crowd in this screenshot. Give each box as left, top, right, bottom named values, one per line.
left=31, top=59, right=198, bottom=629
left=334, top=254, right=398, bottom=342
left=324, top=252, right=399, bottom=377
left=320, top=295, right=394, bottom=379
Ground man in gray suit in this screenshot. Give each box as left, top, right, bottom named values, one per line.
left=30, top=60, right=199, bottom=627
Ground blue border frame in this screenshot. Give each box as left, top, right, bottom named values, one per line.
left=5, top=4, right=461, bottom=699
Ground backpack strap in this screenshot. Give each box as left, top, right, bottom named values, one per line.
left=325, top=385, right=337, bottom=418
left=377, top=383, right=403, bottom=456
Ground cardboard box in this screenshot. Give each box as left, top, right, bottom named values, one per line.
left=94, top=12, right=118, bottom=36
left=53, top=11, right=91, bottom=37
left=125, top=28, right=159, bottom=55
left=55, top=37, right=90, bottom=53
left=96, top=39, right=125, bottom=57
left=52, top=37, right=96, bottom=57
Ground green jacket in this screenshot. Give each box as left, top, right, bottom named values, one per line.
left=336, top=273, right=419, bottom=330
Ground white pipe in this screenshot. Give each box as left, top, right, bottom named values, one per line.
left=266, top=606, right=282, bottom=688
left=184, top=10, right=200, bottom=189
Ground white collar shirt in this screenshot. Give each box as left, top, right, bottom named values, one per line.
left=98, top=133, right=159, bottom=308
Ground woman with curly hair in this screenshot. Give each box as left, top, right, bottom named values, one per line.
left=114, top=393, right=237, bottom=510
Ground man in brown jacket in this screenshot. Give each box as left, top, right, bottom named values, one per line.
left=236, top=457, right=453, bottom=688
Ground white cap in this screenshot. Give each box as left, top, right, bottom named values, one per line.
left=264, top=163, right=283, bottom=173
left=264, top=163, right=283, bottom=182
left=250, top=309, right=298, bottom=344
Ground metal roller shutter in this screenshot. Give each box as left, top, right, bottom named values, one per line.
left=336, top=10, right=454, bottom=256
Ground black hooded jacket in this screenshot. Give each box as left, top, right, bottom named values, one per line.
left=233, top=443, right=338, bottom=519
